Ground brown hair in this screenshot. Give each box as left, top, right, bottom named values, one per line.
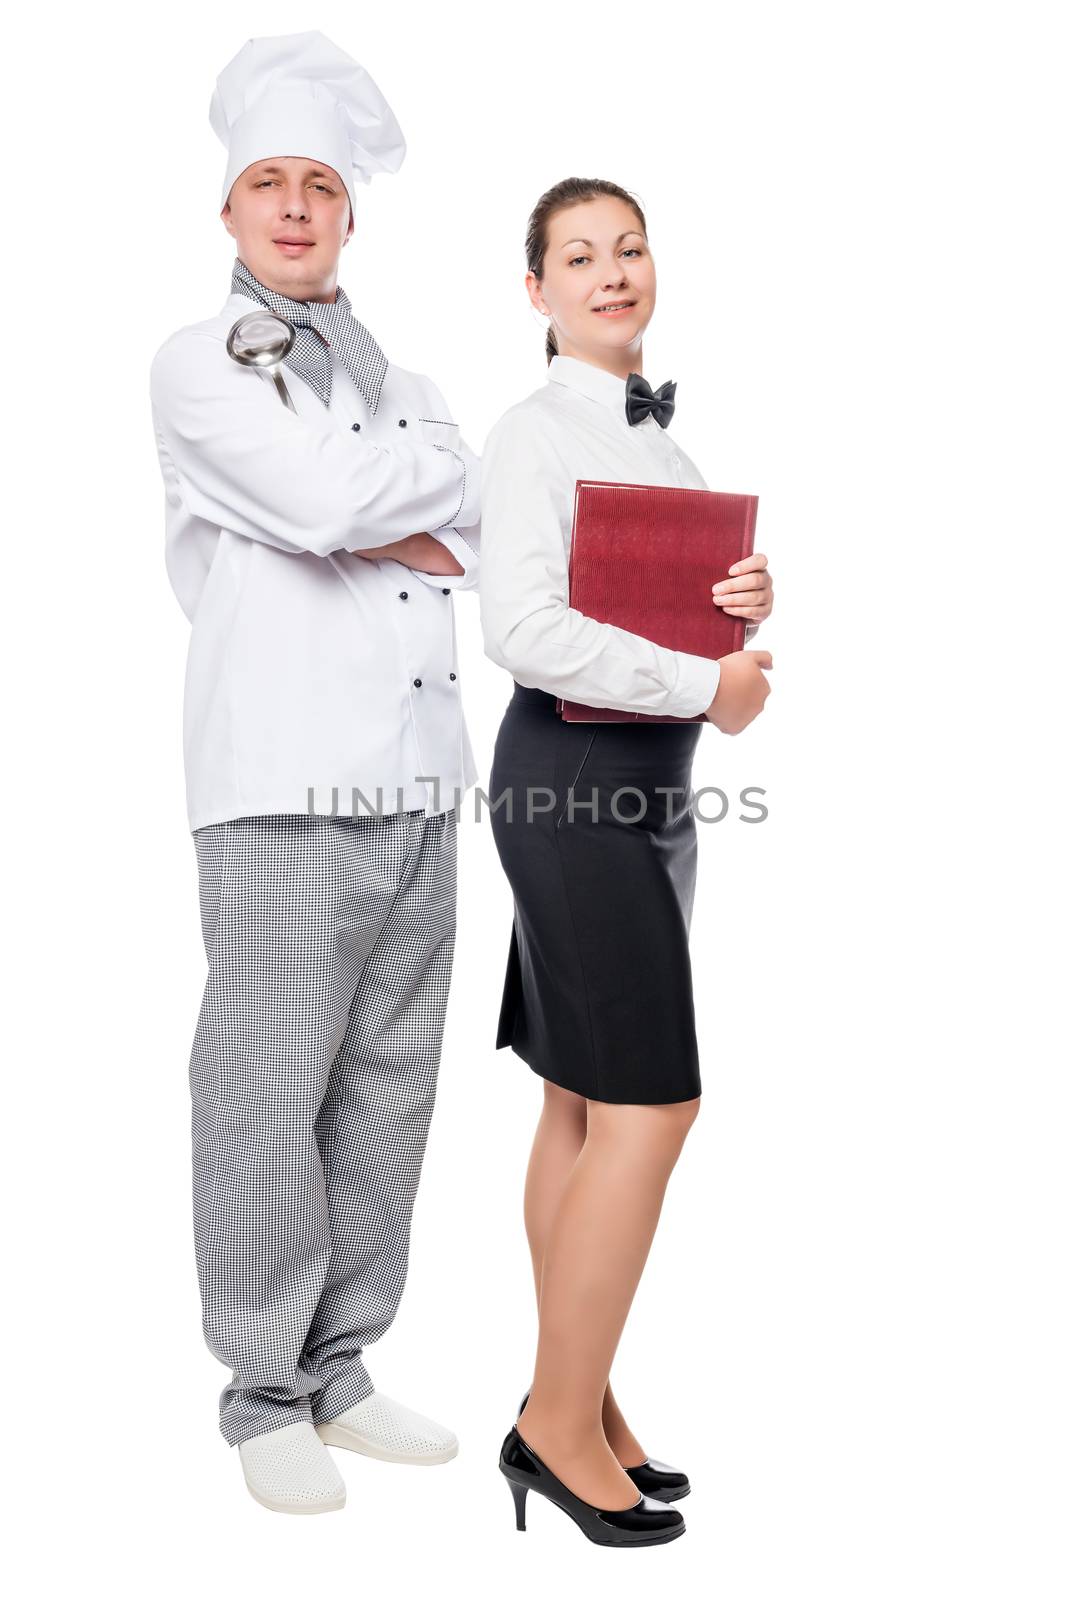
left=524, top=177, right=648, bottom=365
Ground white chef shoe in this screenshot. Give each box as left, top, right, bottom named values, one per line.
left=238, top=1418, right=347, bottom=1513
left=315, top=1391, right=458, bottom=1464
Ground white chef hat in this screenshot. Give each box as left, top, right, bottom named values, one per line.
left=209, top=30, right=406, bottom=220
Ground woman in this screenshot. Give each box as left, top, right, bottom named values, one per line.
left=478, top=177, right=774, bottom=1547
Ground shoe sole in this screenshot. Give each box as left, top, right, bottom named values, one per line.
left=243, top=1480, right=346, bottom=1515
left=648, top=1483, right=691, bottom=1503
left=531, top=1494, right=686, bottom=1547
left=315, top=1422, right=458, bottom=1465
left=501, top=1469, right=686, bottom=1546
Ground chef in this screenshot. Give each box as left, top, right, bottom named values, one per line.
left=148, top=30, right=480, bottom=1515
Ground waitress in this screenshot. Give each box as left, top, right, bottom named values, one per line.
left=479, top=177, right=774, bottom=1547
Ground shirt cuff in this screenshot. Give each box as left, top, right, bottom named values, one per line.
left=668, top=651, right=722, bottom=719
left=411, top=527, right=480, bottom=592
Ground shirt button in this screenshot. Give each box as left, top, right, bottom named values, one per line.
left=351, top=422, right=361, bottom=432
left=442, top=588, right=451, bottom=596
left=449, top=672, right=457, bottom=681
left=413, top=677, right=422, bottom=688
left=671, top=455, right=680, bottom=467
left=398, top=418, right=408, bottom=428
left=399, top=591, right=408, bottom=600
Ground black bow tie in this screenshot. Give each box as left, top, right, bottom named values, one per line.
left=625, top=372, right=677, bottom=428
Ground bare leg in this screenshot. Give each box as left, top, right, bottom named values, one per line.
left=518, top=1095, right=701, bottom=1509
left=523, top=1082, right=650, bottom=1467
left=523, top=1082, right=588, bottom=1277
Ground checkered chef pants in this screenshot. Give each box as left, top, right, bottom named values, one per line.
left=188, top=806, right=457, bottom=1446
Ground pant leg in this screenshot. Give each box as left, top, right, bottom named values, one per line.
left=304, top=806, right=458, bottom=1425
left=188, top=811, right=417, bottom=1446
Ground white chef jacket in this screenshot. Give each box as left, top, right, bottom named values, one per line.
left=479, top=353, right=757, bottom=718
left=149, top=290, right=481, bottom=832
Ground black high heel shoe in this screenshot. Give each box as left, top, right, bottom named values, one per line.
left=517, top=1389, right=691, bottom=1503
left=499, top=1425, right=685, bottom=1546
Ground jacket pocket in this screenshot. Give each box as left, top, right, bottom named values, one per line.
left=417, top=416, right=461, bottom=449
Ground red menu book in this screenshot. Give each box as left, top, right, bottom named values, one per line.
left=557, top=479, right=759, bottom=724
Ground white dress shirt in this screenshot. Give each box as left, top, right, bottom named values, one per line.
left=479, top=353, right=756, bottom=718
left=149, top=289, right=481, bottom=831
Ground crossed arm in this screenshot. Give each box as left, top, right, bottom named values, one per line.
left=350, top=530, right=464, bottom=576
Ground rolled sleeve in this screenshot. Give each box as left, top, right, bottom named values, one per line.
left=412, top=521, right=481, bottom=593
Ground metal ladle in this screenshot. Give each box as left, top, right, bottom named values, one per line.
left=226, top=311, right=297, bottom=411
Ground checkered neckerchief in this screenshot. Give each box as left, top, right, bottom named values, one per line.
left=231, top=257, right=388, bottom=413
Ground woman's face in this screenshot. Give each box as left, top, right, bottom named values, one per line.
left=526, top=195, right=656, bottom=365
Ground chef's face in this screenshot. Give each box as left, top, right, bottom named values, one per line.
left=221, top=157, right=354, bottom=301
left=526, top=196, right=655, bottom=367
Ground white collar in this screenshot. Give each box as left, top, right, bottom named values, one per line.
left=547, top=354, right=632, bottom=415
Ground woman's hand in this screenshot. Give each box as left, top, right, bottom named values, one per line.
left=350, top=532, right=464, bottom=575
left=704, top=649, right=773, bottom=735
left=712, top=552, right=773, bottom=622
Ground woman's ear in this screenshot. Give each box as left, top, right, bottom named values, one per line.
left=524, top=269, right=549, bottom=318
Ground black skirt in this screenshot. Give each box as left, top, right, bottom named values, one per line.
left=488, top=682, right=704, bottom=1105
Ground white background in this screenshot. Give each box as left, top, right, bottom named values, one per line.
left=4, top=2, right=1064, bottom=1596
